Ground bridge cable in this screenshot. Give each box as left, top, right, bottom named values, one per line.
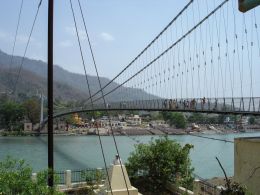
left=76, top=0, right=130, bottom=193
left=202, top=0, right=210, bottom=99
left=203, top=0, right=209, bottom=99
left=11, top=0, right=43, bottom=95
left=195, top=0, right=202, bottom=99
left=191, top=1, right=196, bottom=98
left=232, top=0, right=244, bottom=105
left=243, top=15, right=254, bottom=111
left=207, top=0, right=217, bottom=98
left=214, top=0, right=225, bottom=98
left=69, top=1, right=113, bottom=193
left=175, top=24, right=179, bottom=100
left=180, top=15, right=184, bottom=99
left=84, top=0, right=194, bottom=103
left=7, top=0, right=24, bottom=92
left=186, top=9, right=192, bottom=99
left=222, top=2, right=234, bottom=100
left=253, top=10, right=260, bottom=57
left=184, top=11, right=189, bottom=99
left=91, top=0, right=230, bottom=104
left=189, top=134, right=234, bottom=144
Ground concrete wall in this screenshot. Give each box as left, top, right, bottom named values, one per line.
left=234, top=137, right=260, bottom=195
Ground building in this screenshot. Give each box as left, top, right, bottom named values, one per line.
left=236, top=116, right=249, bottom=129
left=234, top=137, right=260, bottom=195
left=126, top=115, right=142, bottom=126
left=99, top=120, right=127, bottom=128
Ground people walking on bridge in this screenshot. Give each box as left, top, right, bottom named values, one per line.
left=201, top=97, right=206, bottom=110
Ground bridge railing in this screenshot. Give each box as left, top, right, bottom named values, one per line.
left=54, top=97, right=260, bottom=117
left=104, top=97, right=260, bottom=114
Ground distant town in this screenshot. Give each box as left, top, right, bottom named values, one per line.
left=24, top=112, right=260, bottom=136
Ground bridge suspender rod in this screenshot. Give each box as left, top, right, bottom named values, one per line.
left=69, top=1, right=114, bottom=194
left=11, top=0, right=43, bottom=95
left=76, top=1, right=130, bottom=194
left=92, top=0, right=230, bottom=104
left=84, top=0, right=194, bottom=103
left=7, top=0, right=24, bottom=93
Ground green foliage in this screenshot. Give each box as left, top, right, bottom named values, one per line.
left=162, top=112, right=187, bottom=128
left=150, top=111, right=164, bottom=120
left=188, top=113, right=205, bottom=123
left=221, top=182, right=251, bottom=195
left=188, top=113, right=222, bottom=124
left=0, top=100, right=25, bottom=131
left=63, top=114, right=76, bottom=124
left=0, top=156, right=63, bottom=195
left=125, top=136, right=194, bottom=193
left=23, top=98, right=41, bottom=124
left=81, top=169, right=104, bottom=185
left=248, top=116, right=255, bottom=125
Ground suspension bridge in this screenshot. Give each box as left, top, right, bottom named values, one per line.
left=50, top=0, right=260, bottom=118
left=3, top=0, right=260, bottom=189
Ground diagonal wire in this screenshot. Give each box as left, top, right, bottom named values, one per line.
left=11, top=0, right=43, bottom=95
left=77, top=0, right=130, bottom=193
left=83, top=0, right=194, bottom=103
left=69, top=0, right=114, bottom=194
left=91, top=0, right=230, bottom=103
left=8, top=0, right=24, bottom=91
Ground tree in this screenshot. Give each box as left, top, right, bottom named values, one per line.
left=0, top=156, right=63, bottom=195
left=248, top=116, right=255, bottom=125
left=188, top=113, right=205, bottom=123
left=23, top=98, right=41, bottom=124
left=162, top=112, right=187, bottom=128
left=0, top=100, right=25, bottom=131
left=125, top=136, right=194, bottom=193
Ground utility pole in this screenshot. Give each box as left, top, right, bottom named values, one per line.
left=47, top=0, right=54, bottom=187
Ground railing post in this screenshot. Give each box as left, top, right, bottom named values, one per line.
left=193, top=179, right=200, bottom=194
left=65, top=170, right=72, bottom=188
left=258, top=99, right=260, bottom=112
left=252, top=97, right=255, bottom=112
left=31, top=172, right=37, bottom=183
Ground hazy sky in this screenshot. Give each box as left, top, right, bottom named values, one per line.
left=1, top=0, right=259, bottom=98
left=0, top=0, right=189, bottom=79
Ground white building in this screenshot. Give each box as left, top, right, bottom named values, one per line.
left=126, top=115, right=142, bottom=126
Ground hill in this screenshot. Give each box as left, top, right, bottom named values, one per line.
left=0, top=49, right=157, bottom=102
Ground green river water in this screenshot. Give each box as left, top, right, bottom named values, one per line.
left=1, top=132, right=259, bottom=179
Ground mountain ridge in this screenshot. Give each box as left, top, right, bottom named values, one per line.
left=0, top=49, right=157, bottom=102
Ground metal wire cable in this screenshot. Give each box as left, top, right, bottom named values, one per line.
left=91, top=0, right=230, bottom=104
left=8, top=0, right=24, bottom=90
left=232, top=0, right=244, bottom=101
left=69, top=0, right=113, bottom=193
left=76, top=0, right=130, bottom=193
left=253, top=10, right=260, bottom=57
left=83, top=0, right=194, bottom=103
left=222, top=2, right=234, bottom=99
left=189, top=134, right=234, bottom=143
left=11, top=0, right=43, bottom=95
left=243, top=15, right=254, bottom=109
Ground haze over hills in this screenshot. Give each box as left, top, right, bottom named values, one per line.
left=0, top=49, right=157, bottom=102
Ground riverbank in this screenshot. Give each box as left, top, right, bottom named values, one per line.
left=1, top=125, right=260, bottom=137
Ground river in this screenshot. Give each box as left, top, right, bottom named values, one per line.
left=1, top=132, right=259, bottom=179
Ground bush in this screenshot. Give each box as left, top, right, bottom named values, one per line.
left=125, top=136, right=194, bottom=194
left=162, top=112, right=187, bottom=128
left=0, top=156, right=63, bottom=195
